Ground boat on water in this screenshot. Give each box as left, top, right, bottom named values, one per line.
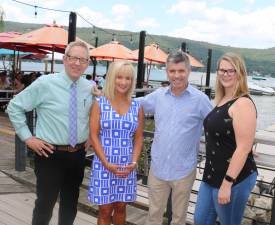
left=248, top=82, right=275, bottom=96
left=252, top=76, right=267, bottom=81
left=251, top=71, right=267, bottom=81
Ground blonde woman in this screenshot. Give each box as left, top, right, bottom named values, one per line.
left=195, top=52, right=258, bottom=225
left=89, top=61, right=144, bottom=225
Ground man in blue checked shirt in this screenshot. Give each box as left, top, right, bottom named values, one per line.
left=142, top=51, right=213, bottom=225
left=7, top=41, right=94, bottom=225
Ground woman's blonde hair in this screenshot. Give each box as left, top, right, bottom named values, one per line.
left=103, top=61, right=136, bottom=100
left=214, top=52, right=249, bottom=104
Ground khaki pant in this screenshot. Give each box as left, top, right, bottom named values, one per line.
left=144, top=169, right=196, bottom=225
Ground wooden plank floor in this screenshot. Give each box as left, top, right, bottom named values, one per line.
left=0, top=193, right=97, bottom=225
left=0, top=171, right=98, bottom=225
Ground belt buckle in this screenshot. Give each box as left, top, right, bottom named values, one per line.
left=67, top=145, right=76, bottom=152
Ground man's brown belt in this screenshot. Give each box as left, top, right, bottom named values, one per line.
left=54, top=142, right=85, bottom=152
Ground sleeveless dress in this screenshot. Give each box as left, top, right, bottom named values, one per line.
left=88, top=96, right=140, bottom=205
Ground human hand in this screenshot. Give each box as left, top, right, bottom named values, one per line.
left=218, top=181, right=232, bottom=204
left=92, top=85, right=102, bottom=97
left=123, top=163, right=137, bottom=176
left=105, top=163, right=130, bottom=178
left=25, top=136, right=54, bottom=157
left=84, top=139, right=91, bottom=152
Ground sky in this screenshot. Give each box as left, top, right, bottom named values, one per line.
left=2, top=0, right=275, bottom=49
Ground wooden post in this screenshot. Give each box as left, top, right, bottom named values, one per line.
left=15, top=135, right=26, bottom=171
left=15, top=111, right=35, bottom=171
left=51, top=48, right=55, bottom=73
left=181, top=42, right=186, bottom=52
left=205, top=49, right=212, bottom=98
left=68, top=12, right=77, bottom=43
left=92, top=37, right=98, bottom=80
left=271, top=194, right=275, bottom=225
left=136, top=30, right=146, bottom=96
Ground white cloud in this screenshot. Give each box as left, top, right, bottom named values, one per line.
left=76, top=6, right=126, bottom=30
left=2, top=0, right=275, bottom=48
left=136, top=17, right=160, bottom=29
left=168, top=1, right=275, bottom=48
left=112, top=4, right=131, bottom=17
left=111, top=4, right=133, bottom=25
left=2, top=1, right=69, bottom=26
left=245, top=0, right=255, bottom=5
left=167, top=0, right=207, bottom=16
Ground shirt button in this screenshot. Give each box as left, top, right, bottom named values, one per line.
left=212, top=151, right=215, bottom=155
left=207, top=174, right=212, bottom=179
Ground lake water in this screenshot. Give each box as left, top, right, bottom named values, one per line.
left=1, top=61, right=275, bottom=130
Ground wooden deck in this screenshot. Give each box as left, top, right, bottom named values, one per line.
left=0, top=171, right=97, bottom=225
left=0, top=193, right=97, bottom=225
left=1, top=111, right=275, bottom=224
left=0, top=112, right=99, bottom=225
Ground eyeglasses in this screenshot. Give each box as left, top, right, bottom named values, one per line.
left=66, top=54, right=89, bottom=64
left=217, top=69, right=236, bottom=76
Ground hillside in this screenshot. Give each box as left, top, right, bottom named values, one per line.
left=2, top=21, right=275, bottom=76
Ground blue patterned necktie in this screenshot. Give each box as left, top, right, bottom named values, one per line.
left=69, top=81, right=77, bottom=147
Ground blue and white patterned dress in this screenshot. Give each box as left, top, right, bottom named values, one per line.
left=88, top=96, right=140, bottom=205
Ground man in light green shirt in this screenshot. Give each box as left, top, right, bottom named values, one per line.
left=7, top=41, right=94, bottom=225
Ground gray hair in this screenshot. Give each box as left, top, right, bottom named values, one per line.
left=166, top=51, right=191, bottom=71
left=64, top=40, right=90, bottom=59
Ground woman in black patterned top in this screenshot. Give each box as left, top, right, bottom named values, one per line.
left=194, top=52, right=257, bottom=225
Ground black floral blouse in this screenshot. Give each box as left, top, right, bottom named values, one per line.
left=202, top=96, right=257, bottom=188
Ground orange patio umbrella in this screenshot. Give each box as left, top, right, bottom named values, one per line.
left=0, top=32, right=22, bottom=42
left=5, top=23, right=94, bottom=72
left=133, top=44, right=168, bottom=84
left=0, top=31, right=48, bottom=53
left=90, top=41, right=137, bottom=61
left=133, top=43, right=168, bottom=64
left=0, top=32, right=49, bottom=77
left=5, top=24, right=93, bottom=52
left=0, top=43, right=49, bottom=54
left=185, top=52, right=204, bottom=68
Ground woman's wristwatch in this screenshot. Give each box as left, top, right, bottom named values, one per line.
left=224, top=175, right=236, bottom=183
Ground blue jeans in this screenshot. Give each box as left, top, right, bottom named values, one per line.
left=194, top=172, right=257, bottom=225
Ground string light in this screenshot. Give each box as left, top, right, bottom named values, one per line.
left=130, top=34, right=133, bottom=44
left=34, top=5, right=37, bottom=17
left=112, top=33, right=116, bottom=41
left=91, top=27, right=96, bottom=38
left=11, top=0, right=170, bottom=51
left=12, top=0, right=140, bottom=42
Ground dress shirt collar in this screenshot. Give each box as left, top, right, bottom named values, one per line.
left=60, top=71, right=80, bottom=88
left=165, top=83, right=191, bottom=96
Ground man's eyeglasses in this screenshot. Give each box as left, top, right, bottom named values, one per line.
left=217, top=69, right=236, bottom=76
left=66, top=54, right=89, bottom=64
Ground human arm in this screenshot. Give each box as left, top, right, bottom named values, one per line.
left=200, top=94, right=213, bottom=119
left=124, top=106, right=144, bottom=175
left=218, top=97, right=256, bottom=204
left=7, top=78, right=54, bottom=156
left=92, top=85, right=102, bottom=97
left=138, top=88, right=161, bottom=114
left=89, top=101, right=127, bottom=177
